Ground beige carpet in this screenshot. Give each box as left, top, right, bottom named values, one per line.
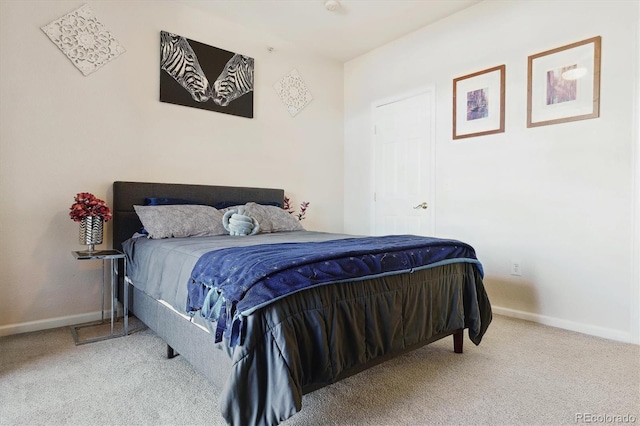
left=1, top=315, right=638, bottom=426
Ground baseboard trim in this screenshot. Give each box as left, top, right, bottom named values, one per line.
left=0, top=311, right=105, bottom=337
left=492, top=305, right=635, bottom=344
left=2, top=305, right=635, bottom=344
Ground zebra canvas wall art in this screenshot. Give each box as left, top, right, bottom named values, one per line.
left=159, top=31, right=254, bottom=119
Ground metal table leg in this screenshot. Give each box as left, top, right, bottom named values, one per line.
left=70, top=250, right=128, bottom=345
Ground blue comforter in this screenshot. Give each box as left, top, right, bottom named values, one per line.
left=186, top=234, right=483, bottom=347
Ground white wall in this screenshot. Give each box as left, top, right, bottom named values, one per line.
left=0, top=0, right=344, bottom=334
left=344, top=0, right=640, bottom=343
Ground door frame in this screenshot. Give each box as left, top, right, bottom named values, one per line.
left=370, top=85, right=437, bottom=235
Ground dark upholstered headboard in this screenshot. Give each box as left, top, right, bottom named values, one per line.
left=112, top=181, right=285, bottom=250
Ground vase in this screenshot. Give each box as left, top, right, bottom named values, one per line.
left=79, top=216, right=104, bottom=253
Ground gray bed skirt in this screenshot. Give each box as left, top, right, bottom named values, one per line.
left=129, top=284, right=232, bottom=391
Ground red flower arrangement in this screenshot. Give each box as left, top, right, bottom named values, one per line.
left=69, top=192, right=112, bottom=223
left=283, top=196, right=310, bottom=221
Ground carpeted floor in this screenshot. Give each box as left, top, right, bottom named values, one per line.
left=1, top=315, right=638, bottom=425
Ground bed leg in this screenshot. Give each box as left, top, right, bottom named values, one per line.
left=453, top=329, right=463, bottom=354
left=167, top=345, right=179, bottom=359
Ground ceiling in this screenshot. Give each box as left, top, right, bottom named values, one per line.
left=180, top=0, right=482, bottom=63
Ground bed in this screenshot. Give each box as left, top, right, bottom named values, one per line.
left=113, top=181, right=492, bottom=426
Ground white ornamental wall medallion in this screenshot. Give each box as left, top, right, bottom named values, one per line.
left=273, top=69, right=313, bottom=116
left=41, top=4, right=125, bottom=76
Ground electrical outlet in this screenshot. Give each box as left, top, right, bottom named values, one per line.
left=510, top=260, right=522, bottom=276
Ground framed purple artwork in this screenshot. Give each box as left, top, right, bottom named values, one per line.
left=527, top=36, right=601, bottom=128
left=453, top=65, right=506, bottom=139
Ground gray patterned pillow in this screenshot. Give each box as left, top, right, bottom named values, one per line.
left=241, top=202, right=305, bottom=233
left=133, top=205, right=226, bottom=239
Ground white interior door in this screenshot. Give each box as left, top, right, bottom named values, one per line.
left=372, top=89, right=435, bottom=236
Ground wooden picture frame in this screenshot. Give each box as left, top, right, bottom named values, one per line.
left=527, top=36, right=601, bottom=128
left=453, top=65, right=506, bottom=139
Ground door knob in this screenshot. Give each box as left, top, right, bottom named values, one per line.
left=413, top=202, right=428, bottom=210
